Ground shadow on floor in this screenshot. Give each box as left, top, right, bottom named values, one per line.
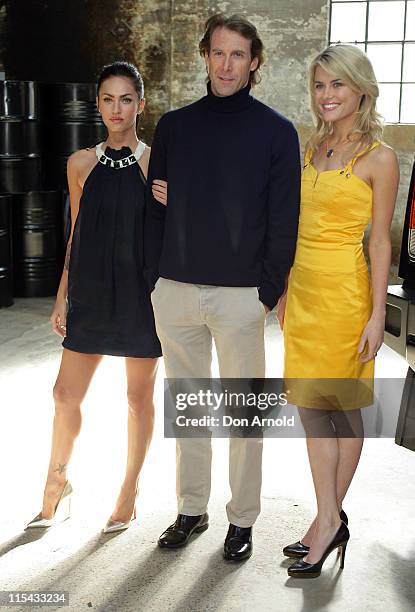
left=0, top=530, right=47, bottom=557
left=285, top=561, right=344, bottom=612
left=10, top=530, right=114, bottom=590
left=4, top=522, right=415, bottom=611
left=381, top=541, right=415, bottom=610
left=7, top=526, right=246, bottom=612
left=99, top=547, right=245, bottom=612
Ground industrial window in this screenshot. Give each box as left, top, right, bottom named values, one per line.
left=329, top=0, right=415, bottom=123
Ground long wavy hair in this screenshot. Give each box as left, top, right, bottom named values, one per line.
left=308, top=44, right=383, bottom=156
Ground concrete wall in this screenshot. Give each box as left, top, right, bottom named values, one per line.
left=170, top=0, right=329, bottom=118
left=1, top=0, right=413, bottom=276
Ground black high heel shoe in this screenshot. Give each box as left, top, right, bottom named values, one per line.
left=287, top=521, right=349, bottom=579
left=282, top=509, right=348, bottom=559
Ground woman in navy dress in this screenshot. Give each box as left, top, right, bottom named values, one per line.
left=27, top=62, right=161, bottom=533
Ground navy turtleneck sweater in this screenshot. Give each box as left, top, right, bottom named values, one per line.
left=144, top=82, right=300, bottom=309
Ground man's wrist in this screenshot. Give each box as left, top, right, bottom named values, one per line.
left=258, top=284, right=277, bottom=311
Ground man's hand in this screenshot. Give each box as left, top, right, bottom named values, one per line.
left=276, top=292, right=287, bottom=329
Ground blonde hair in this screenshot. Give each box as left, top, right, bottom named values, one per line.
left=308, top=44, right=383, bottom=155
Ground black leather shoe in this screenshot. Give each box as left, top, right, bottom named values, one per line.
left=223, top=524, right=252, bottom=561
left=287, top=521, right=350, bottom=579
left=158, top=513, right=209, bottom=549
left=282, top=509, right=348, bottom=558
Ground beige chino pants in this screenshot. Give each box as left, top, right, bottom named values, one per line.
left=151, top=278, right=265, bottom=528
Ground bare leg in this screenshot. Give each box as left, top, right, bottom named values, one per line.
left=333, top=410, right=364, bottom=506
left=299, top=410, right=363, bottom=546
left=42, top=349, right=102, bottom=518
left=296, top=408, right=340, bottom=562
left=303, top=437, right=341, bottom=563
left=108, top=357, right=158, bottom=522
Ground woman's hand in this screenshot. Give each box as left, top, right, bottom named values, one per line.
left=358, top=314, right=385, bottom=362
left=152, top=179, right=168, bottom=206
left=276, top=291, right=288, bottom=330
left=50, top=296, right=67, bottom=337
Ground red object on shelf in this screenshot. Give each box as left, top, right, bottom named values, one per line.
left=399, top=159, right=415, bottom=283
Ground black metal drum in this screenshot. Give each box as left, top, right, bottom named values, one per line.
left=0, top=119, right=43, bottom=157
left=0, top=195, right=13, bottom=307
left=42, top=155, right=67, bottom=190
left=12, top=190, right=63, bottom=297
left=0, top=81, right=42, bottom=120
left=44, top=83, right=102, bottom=123
left=0, top=156, right=43, bottom=193
left=51, top=122, right=107, bottom=156
left=41, top=82, right=107, bottom=188
left=0, top=80, right=44, bottom=194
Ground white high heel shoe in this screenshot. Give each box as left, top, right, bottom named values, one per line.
left=26, top=481, right=73, bottom=529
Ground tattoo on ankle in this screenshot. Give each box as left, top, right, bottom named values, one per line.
left=54, top=463, right=67, bottom=475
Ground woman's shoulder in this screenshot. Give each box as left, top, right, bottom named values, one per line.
left=67, top=147, right=98, bottom=187
left=367, top=141, right=399, bottom=170
left=372, top=141, right=397, bottom=160
left=68, top=147, right=97, bottom=170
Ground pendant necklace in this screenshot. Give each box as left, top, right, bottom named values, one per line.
left=326, top=144, right=335, bottom=158
left=325, top=137, right=349, bottom=159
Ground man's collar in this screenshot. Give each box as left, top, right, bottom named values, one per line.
left=205, top=80, right=253, bottom=113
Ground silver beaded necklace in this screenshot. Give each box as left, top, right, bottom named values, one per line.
left=95, top=141, right=146, bottom=169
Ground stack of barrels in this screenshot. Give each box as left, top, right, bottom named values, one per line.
left=44, top=83, right=106, bottom=190
left=0, top=194, right=12, bottom=307
left=0, top=80, right=107, bottom=306
left=0, top=81, right=43, bottom=194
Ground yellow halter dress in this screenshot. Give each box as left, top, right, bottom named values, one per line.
left=283, top=142, right=380, bottom=409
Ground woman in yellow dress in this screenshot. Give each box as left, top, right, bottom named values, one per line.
left=277, top=44, right=399, bottom=578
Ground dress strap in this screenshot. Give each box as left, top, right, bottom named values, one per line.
left=95, top=142, right=103, bottom=159
left=304, top=148, right=313, bottom=167
left=347, top=141, right=381, bottom=169
left=133, top=140, right=147, bottom=161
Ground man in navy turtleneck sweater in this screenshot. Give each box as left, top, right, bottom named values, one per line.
left=145, top=14, right=300, bottom=561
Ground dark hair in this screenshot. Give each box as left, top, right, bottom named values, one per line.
left=97, top=61, right=144, bottom=99
left=199, top=13, right=264, bottom=85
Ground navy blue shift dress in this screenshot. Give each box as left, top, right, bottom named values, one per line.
left=63, top=143, right=162, bottom=358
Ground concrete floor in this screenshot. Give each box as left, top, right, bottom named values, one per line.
left=0, top=298, right=414, bottom=612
